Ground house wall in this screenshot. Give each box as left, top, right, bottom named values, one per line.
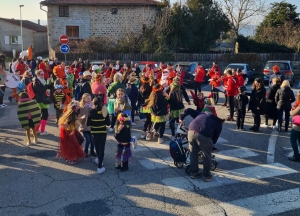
left=0, top=19, right=34, bottom=54
left=46, top=5, right=157, bottom=58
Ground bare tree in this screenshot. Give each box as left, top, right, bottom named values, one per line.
left=218, top=0, right=267, bottom=38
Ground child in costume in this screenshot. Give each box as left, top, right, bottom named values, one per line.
left=66, top=66, right=74, bottom=98
left=112, top=88, right=132, bottom=129
left=146, top=83, right=169, bottom=144
left=234, top=86, right=249, bottom=130
left=57, top=101, right=85, bottom=164
left=53, top=84, right=66, bottom=124
left=168, top=79, right=185, bottom=139
left=87, top=95, right=111, bottom=173
left=202, top=98, right=217, bottom=116
left=17, top=92, right=40, bottom=146
left=8, top=70, right=20, bottom=103
left=114, top=113, right=132, bottom=172
left=79, top=93, right=96, bottom=157
left=190, top=91, right=205, bottom=112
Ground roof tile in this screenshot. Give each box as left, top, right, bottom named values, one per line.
left=40, top=0, right=159, bottom=6
left=0, top=17, right=47, bottom=32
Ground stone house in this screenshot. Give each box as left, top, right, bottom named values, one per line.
left=0, top=17, right=48, bottom=56
left=40, top=0, right=160, bottom=58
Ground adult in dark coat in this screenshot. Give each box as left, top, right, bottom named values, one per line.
left=127, top=77, right=139, bottom=125
left=248, top=78, right=266, bottom=132
left=275, top=80, right=295, bottom=132
left=262, top=77, right=281, bottom=129
left=78, top=71, right=93, bottom=101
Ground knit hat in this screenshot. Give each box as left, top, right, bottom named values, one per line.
left=55, top=84, right=63, bottom=89
left=92, top=65, right=99, bottom=71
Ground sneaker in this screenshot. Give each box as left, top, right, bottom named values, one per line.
left=94, top=158, right=99, bottom=165
left=131, top=122, right=136, bottom=126
left=133, top=136, right=137, bottom=148
left=203, top=175, right=213, bottom=182
left=140, top=132, right=146, bottom=139
left=190, top=172, right=202, bottom=179
left=0, top=104, right=4, bottom=108
left=32, top=139, right=37, bottom=144
left=40, top=131, right=49, bottom=135
left=7, top=96, right=12, bottom=102
left=109, top=128, right=114, bottom=133
left=260, top=123, right=268, bottom=128
left=97, top=167, right=105, bottom=174
left=146, top=133, right=152, bottom=141
left=158, top=138, right=164, bottom=144
left=272, top=125, right=276, bottom=130
left=26, top=141, right=31, bottom=146
left=288, top=156, right=300, bottom=162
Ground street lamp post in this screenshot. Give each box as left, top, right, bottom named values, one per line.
left=19, top=5, right=24, bottom=51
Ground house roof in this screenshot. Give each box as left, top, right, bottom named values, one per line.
left=40, top=0, right=160, bottom=6
left=0, top=17, right=47, bottom=32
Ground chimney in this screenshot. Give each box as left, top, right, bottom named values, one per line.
left=38, top=19, right=40, bottom=25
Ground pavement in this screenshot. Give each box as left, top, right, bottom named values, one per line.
left=0, top=80, right=299, bottom=216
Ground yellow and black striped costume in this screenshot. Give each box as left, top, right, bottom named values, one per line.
left=53, top=92, right=66, bottom=109
left=87, top=109, right=110, bottom=134
left=17, top=99, right=41, bottom=129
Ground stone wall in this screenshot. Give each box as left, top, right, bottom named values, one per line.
left=32, top=32, right=48, bottom=55
left=47, top=5, right=157, bottom=58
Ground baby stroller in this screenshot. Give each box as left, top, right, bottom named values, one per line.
left=169, top=124, right=217, bottom=171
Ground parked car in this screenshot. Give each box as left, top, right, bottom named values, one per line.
left=263, top=60, right=295, bottom=87
left=224, top=63, right=255, bottom=81
left=174, top=62, right=209, bottom=88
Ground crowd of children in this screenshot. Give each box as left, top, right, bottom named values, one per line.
left=14, top=58, right=283, bottom=174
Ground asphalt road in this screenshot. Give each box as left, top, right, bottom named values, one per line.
left=0, top=82, right=299, bottom=216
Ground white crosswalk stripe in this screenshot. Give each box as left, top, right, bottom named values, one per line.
left=195, top=188, right=300, bottom=216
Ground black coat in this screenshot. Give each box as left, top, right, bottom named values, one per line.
left=32, top=77, right=50, bottom=103
left=275, top=86, right=295, bottom=110
left=168, top=91, right=184, bottom=111
left=249, top=87, right=266, bottom=115
left=265, top=84, right=280, bottom=119
left=151, top=94, right=168, bottom=116
left=79, top=79, right=92, bottom=100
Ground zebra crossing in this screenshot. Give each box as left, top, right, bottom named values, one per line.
left=134, top=135, right=300, bottom=215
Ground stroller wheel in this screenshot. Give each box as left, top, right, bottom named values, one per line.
left=198, top=153, right=204, bottom=164
left=185, top=165, right=191, bottom=175
left=174, top=161, right=184, bottom=168
left=211, top=160, right=217, bottom=171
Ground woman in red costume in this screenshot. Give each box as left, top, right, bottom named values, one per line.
left=57, top=100, right=85, bottom=164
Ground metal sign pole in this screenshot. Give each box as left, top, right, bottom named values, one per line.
left=65, top=53, right=66, bottom=64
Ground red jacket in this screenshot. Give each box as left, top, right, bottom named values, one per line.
left=236, top=74, right=245, bottom=87
left=226, top=76, right=237, bottom=96
left=167, top=68, right=176, bottom=85
left=38, top=62, right=50, bottom=79
left=194, top=67, right=205, bottom=82
left=105, top=68, right=116, bottom=79
left=210, top=72, right=221, bottom=87
left=208, top=65, right=221, bottom=79
left=70, top=64, right=81, bottom=79
left=16, top=62, right=26, bottom=76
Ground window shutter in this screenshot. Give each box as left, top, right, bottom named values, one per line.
left=4, top=36, right=9, bottom=44
left=18, top=36, right=22, bottom=45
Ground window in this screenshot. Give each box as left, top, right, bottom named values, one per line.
left=66, top=26, right=79, bottom=38
left=59, top=6, right=69, bottom=17
left=111, top=8, right=118, bottom=14
left=10, top=36, right=18, bottom=44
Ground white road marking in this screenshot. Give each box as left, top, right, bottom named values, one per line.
left=138, top=158, right=169, bottom=170
left=195, top=188, right=300, bottom=216
left=267, top=130, right=278, bottom=164
left=162, top=163, right=297, bottom=192
left=216, top=137, right=229, bottom=144
left=215, top=148, right=259, bottom=161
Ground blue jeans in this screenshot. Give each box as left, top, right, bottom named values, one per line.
left=290, top=129, right=300, bottom=159
left=83, top=132, right=95, bottom=153
left=277, top=108, right=290, bottom=130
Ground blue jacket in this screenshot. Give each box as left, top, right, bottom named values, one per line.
left=188, top=113, right=223, bottom=144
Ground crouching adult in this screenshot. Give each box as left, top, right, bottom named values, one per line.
left=187, top=113, right=224, bottom=182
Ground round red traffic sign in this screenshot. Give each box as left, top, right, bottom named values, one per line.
left=59, top=35, right=69, bottom=44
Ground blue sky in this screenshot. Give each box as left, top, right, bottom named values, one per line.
left=0, top=0, right=299, bottom=26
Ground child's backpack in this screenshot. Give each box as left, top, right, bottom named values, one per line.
left=27, top=82, right=35, bottom=99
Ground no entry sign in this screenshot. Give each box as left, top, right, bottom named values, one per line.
left=59, top=35, right=69, bottom=44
